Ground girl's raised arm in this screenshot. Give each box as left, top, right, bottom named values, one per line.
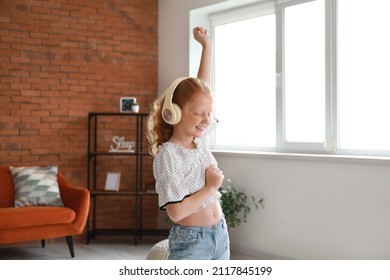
left=193, top=27, right=212, bottom=86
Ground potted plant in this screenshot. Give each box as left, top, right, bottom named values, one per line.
left=131, top=102, right=139, bottom=113
left=220, top=178, right=263, bottom=228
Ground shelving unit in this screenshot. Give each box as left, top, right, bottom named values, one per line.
left=86, top=112, right=168, bottom=244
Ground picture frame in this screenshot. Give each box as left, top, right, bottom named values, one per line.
left=104, top=172, right=121, bottom=191
left=120, top=97, right=137, bottom=112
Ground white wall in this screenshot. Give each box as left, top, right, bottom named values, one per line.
left=158, top=0, right=223, bottom=92
left=216, top=153, right=390, bottom=259
left=158, top=0, right=390, bottom=259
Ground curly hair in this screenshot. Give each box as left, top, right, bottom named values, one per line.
left=147, top=77, right=211, bottom=156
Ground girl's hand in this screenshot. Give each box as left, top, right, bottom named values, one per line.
left=193, top=27, right=211, bottom=48
left=205, top=165, right=224, bottom=191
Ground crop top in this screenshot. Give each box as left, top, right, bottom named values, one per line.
left=153, top=133, right=221, bottom=212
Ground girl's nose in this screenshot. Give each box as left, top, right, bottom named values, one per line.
left=203, top=113, right=210, bottom=123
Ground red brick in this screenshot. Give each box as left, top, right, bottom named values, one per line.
left=0, top=0, right=158, bottom=233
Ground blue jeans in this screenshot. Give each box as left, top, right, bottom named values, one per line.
left=168, top=217, right=230, bottom=260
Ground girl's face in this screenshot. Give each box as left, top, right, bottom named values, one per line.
left=176, top=92, right=213, bottom=139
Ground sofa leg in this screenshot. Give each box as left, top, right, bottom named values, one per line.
left=65, top=236, right=75, bottom=258
left=41, top=239, right=45, bottom=248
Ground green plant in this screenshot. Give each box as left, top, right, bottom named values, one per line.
left=220, top=178, right=264, bottom=228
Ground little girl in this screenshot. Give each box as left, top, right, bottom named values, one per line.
left=147, top=27, right=230, bottom=260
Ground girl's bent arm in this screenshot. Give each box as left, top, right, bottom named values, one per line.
left=166, top=165, right=224, bottom=223
left=166, top=187, right=216, bottom=223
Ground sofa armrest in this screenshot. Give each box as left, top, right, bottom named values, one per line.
left=58, top=172, right=90, bottom=234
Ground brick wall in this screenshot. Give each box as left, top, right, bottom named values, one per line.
left=0, top=0, right=158, bottom=231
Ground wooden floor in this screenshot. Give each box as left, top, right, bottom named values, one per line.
left=0, top=236, right=257, bottom=260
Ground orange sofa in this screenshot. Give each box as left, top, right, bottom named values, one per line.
left=0, top=166, right=90, bottom=258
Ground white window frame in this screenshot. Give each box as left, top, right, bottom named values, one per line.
left=195, top=0, right=390, bottom=157
left=276, top=0, right=333, bottom=154
left=209, top=1, right=277, bottom=152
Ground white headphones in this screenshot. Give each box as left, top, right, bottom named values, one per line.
left=162, top=77, right=189, bottom=125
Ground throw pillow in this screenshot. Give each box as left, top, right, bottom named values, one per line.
left=10, top=166, right=64, bottom=207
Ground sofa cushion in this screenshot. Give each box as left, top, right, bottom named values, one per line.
left=10, top=166, right=64, bottom=207
left=0, top=206, right=76, bottom=229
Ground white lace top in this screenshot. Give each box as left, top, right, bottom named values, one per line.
left=153, top=136, right=221, bottom=212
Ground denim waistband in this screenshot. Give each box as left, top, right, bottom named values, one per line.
left=171, top=216, right=226, bottom=234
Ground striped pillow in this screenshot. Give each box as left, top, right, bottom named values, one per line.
left=10, top=166, right=64, bottom=207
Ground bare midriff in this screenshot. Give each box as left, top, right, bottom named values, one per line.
left=175, top=201, right=222, bottom=227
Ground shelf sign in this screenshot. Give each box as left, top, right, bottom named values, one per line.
left=109, top=136, right=135, bottom=153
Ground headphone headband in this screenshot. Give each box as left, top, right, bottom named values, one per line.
left=162, top=77, right=189, bottom=125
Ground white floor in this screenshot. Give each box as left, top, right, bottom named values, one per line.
left=0, top=236, right=257, bottom=260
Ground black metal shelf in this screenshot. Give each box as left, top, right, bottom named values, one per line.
left=88, top=151, right=151, bottom=157
left=86, top=112, right=168, bottom=245
left=89, top=190, right=158, bottom=196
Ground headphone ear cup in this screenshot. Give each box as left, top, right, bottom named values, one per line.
left=162, top=103, right=182, bottom=125
left=161, top=77, right=188, bottom=125
left=170, top=103, right=182, bottom=125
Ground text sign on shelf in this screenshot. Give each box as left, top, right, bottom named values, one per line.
left=109, top=136, right=135, bottom=153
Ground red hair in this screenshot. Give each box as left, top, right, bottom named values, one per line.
left=147, top=78, right=211, bottom=156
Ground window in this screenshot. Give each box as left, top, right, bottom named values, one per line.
left=209, top=0, right=390, bottom=156
left=338, top=0, right=390, bottom=153
left=283, top=0, right=325, bottom=144
left=213, top=14, right=276, bottom=149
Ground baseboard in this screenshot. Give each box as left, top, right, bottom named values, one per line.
left=230, top=244, right=293, bottom=260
